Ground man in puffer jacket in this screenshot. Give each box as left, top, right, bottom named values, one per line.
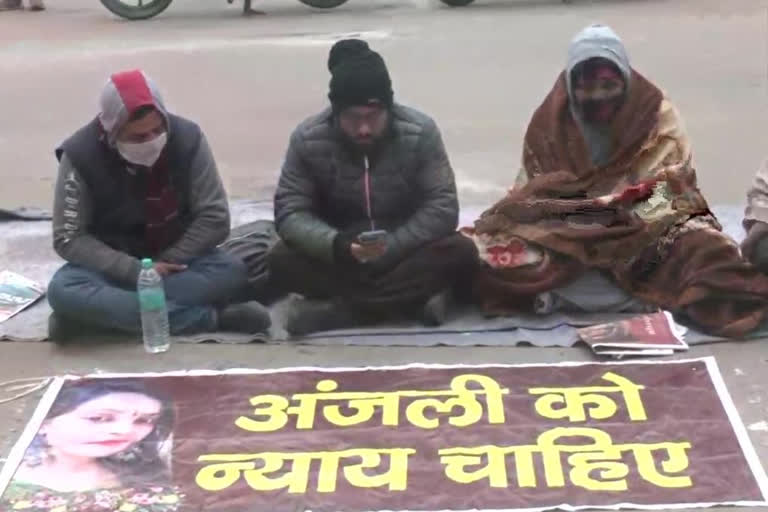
left=48, top=70, right=270, bottom=340
left=270, top=39, right=478, bottom=336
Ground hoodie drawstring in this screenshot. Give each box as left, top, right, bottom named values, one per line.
left=363, top=155, right=375, bottom=231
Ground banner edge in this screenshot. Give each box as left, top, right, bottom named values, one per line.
left=703, top=357, right=768, bottom=503
left=52, top=356, right=717, bottom=380
left=0, top=377, right=64, bottom=497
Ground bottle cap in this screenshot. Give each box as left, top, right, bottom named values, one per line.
left=141, top=258, right=153, bottom=269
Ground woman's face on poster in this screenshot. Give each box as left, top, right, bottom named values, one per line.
left=41, top=392, right=163, bottom=459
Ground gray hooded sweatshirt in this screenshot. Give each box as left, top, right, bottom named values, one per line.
left=52, top=71, right=230, bottom=286
left=566, top=24, right=632, bottom=166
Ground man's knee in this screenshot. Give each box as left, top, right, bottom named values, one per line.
left=426, top=234, right=479, bottom=296
left=267, top=241, right=309, bottom=276
left=175, top=251, right=249, bottom=304
left=47, top=265, right=97, bottom=313
left=195, top=250, right=247, bottom=274
left=452, top=233, right=480, bottom=260
left=215, top=257, right=248, bottom=298
left=267, top=241, right=339, bottom=298
left=431, top=233, right=480, bottom=263
left=193, top=250, right=247, bottom=282
left=214, top=252, right=248, bottom=283
left=47, top=272, right=69, bottom=312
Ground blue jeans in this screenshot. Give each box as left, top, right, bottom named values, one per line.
left=47, top=250, right=247, bottom=335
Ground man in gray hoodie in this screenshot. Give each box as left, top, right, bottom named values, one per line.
left=48, top=70, right=270, bottom=340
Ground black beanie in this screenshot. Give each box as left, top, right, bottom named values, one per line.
left=327, top=39, right=370, bottom=72
left=328, top=39, right=393, bottom=110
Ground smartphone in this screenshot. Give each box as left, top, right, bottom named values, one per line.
left=357, top=230, right=388, bottom=245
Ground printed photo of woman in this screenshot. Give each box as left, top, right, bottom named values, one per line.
left=0, top=379, right=182, bottom=512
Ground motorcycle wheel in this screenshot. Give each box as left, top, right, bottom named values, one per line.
left=100, top=0, right=173, bottom=19
left=439, top=0, right=475, bottom=5
left=298, top=0, right=349, bottom=8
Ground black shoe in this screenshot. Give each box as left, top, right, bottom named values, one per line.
left=422, top=289, right=454, bottom=327
left=218, top=302, right=271, bottom=333
left=533, top=291, right=563, bottom=315
left=285, top=298, right=359, bottom=337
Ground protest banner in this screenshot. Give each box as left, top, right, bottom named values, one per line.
left=1, top=357, right=766, bottom=512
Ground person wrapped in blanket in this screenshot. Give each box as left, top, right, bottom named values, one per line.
left=462, top=24, right=768, bottom=338
left=0, top=380, right=182, bottom=512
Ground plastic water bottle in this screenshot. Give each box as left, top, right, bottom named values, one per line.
left=138, top=258, right=170, bottom=353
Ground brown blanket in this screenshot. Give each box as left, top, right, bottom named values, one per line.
left=468, top=70, right=768, bottom=337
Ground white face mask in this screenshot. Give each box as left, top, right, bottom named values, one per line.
left=117, top=132, right=168, bottom=167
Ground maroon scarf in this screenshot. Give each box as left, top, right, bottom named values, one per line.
left=144, top=152, right=182, bottom=256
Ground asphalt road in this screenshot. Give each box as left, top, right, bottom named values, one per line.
left=0, top=0, right=766, bottom=209
left=0, top=1, right=767, bottom=511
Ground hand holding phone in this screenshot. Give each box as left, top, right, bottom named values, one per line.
left=351, top=230, right=388, bottom=263
left=357, top=230, right=388, bottom=245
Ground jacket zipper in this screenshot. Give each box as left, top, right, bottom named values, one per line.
left=363, top=155, right=375, bottom=230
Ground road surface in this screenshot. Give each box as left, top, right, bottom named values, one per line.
left=0, top=2, right=766, bottom=511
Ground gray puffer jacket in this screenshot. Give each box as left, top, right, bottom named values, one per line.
left=274, top=104, right=459, bottom=266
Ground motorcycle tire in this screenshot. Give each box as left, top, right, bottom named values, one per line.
left=100, top=0, right=173, bottom=20
left=298, top=0, right=349, bottom=8
left=439, top=0, right=475, bottom=5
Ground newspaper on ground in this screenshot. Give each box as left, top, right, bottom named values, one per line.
left=0, top=270, right=45, bottom=323
left=578, top=311, right=689, bottom=358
